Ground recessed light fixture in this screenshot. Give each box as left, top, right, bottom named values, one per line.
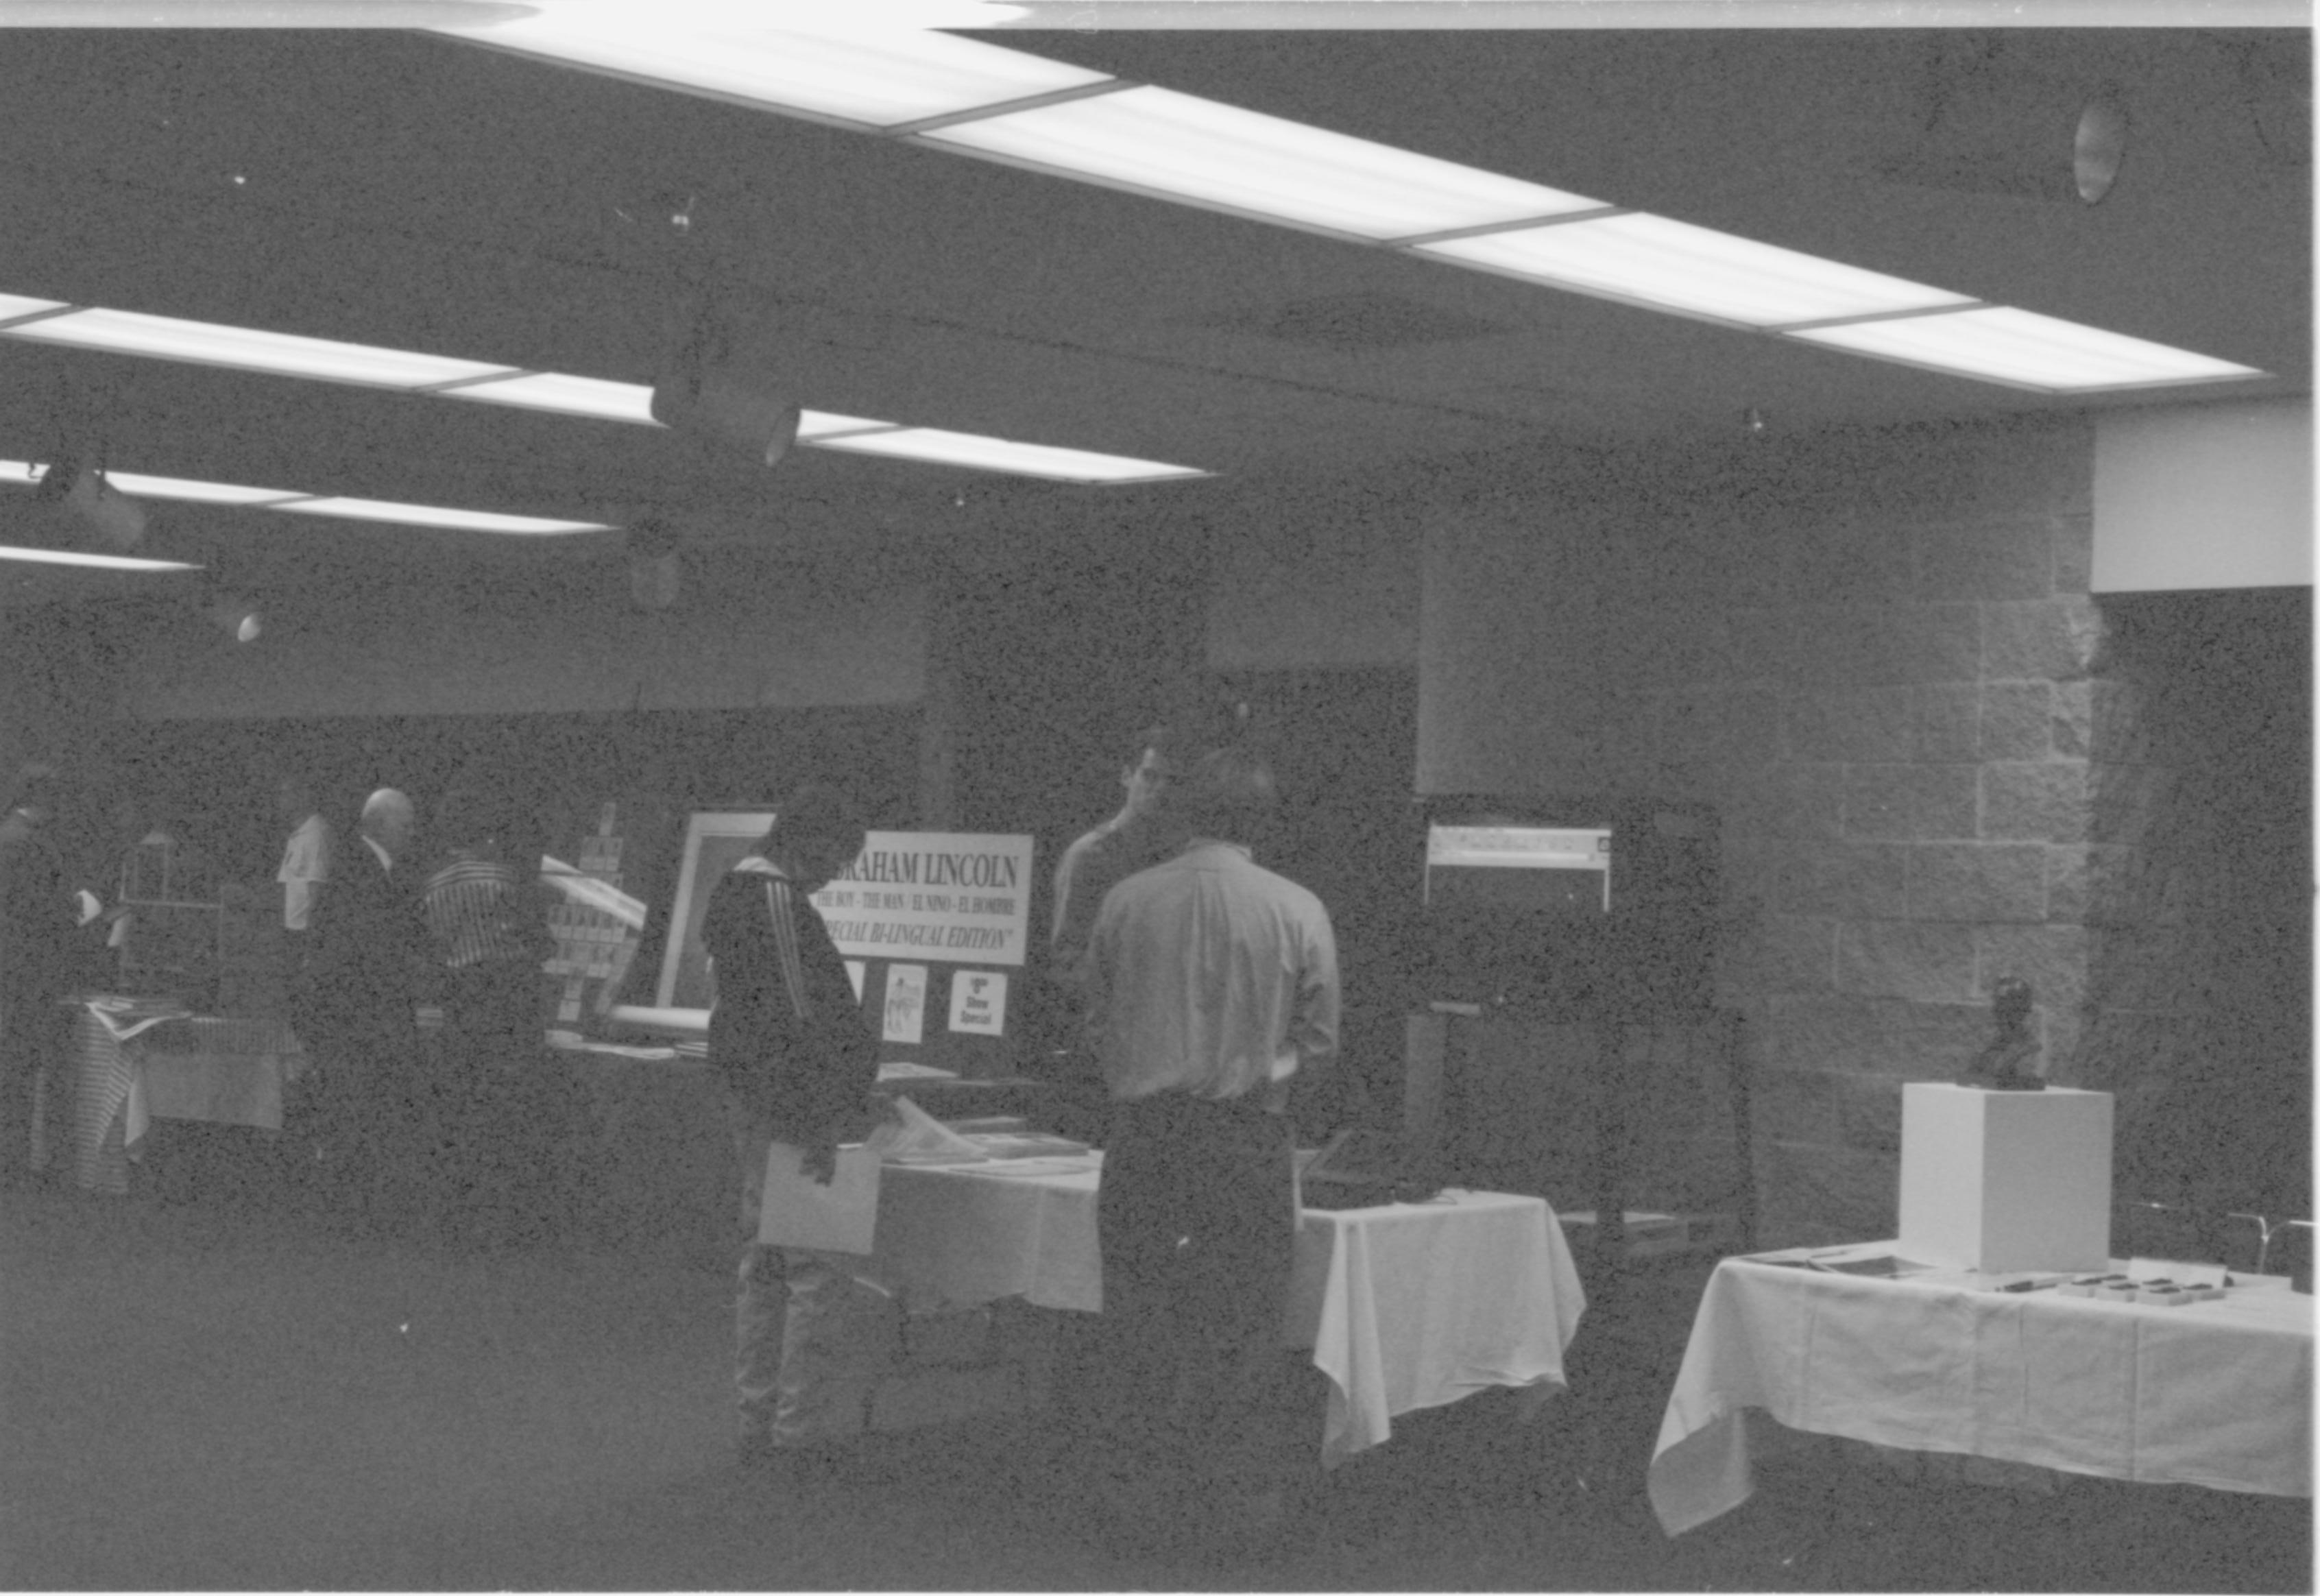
left=1786, top=306, right=2268, bottom=392
left=809, top=426, right=1211, bottom=483
left=3, top=457, right=614, bottom=536
left=796, top=411, right=904, bottom=441
left=436, top=371, right=660, bottom=424
left=2, top=306, right=517, bottom=389
left=265, top=497, right=614, bottom=535
left=102, top=470, right=305, bottom=506
left=1414, top=212, right=1974, bottom=329
left=0, top=543, right=199, bottom=572
left=919, top=84, right=1608, bottom=244
left=468, top=10, right=1109, bottom=130
left=0, top=293, right=71, bottom=327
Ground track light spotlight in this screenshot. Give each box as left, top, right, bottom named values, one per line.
left=207, top=594, right=263, bottom=643
left=36, top=457, right=148, bottom=550
left=193, top=575, right=262, bottom=642
left=2073, top=90, right=2129, bottom=204
left=649, top=305, right=802, bottom=468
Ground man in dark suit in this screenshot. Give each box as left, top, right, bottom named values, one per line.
left=0, top=764, right=86, bottom=1190
left=295, top=787, right=435, bottom=1231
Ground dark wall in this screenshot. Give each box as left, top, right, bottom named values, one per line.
left=1220, top=666, right=1422, bottom=1122
left=2088, top=587, right=2313, bottom=1223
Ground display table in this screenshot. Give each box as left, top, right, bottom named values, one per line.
left=871, top=1156, right=1586, bottom=1466
left=1647, top=1244, right=2316, bottom=1536
left=52, top=998, right=307, bottom=1196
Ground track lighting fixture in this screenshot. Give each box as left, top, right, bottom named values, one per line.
left=649, top=305, right=801, bottom=468
left=35, top=455, right=148, bottom=551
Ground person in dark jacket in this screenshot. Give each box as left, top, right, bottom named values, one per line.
left=295, top=786, right=434, bottom=1231
left=703, top=782, right=877, bottom=1466
left=0, top=764, right=86, bottom=1189
left=422, top=777, right=553, bottom=1248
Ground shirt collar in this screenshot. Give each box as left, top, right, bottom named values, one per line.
left=362, top=834, right=394, bottom=872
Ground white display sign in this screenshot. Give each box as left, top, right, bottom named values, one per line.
left=882, top=963, right=928, bottom=1045
left=1426, top=825, right=1610, bottom=871
left=947, top=969, right=1008, bottom=1036
left=810, top=831, right=1035, bottom=967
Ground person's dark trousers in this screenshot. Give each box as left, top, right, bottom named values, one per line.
left=1092, top=1090, right=1299, bottom=1541
left=438, top=960, right=552, bottom=1244
left=282, top=1015, right=433, bottom=1233
left=0, top=998, right=67, bottom=1188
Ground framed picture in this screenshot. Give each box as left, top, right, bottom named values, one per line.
left=654, top=810, right=776, bottom=1013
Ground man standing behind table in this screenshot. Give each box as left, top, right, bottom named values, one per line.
left=703, top=782, right=880, bottom=1471
left=1048, top=725, right=1179, bottom=992
left=297, top=787, right=433, bottom=1231
left=272, top=775, right=329, bottom=974
left=1083, top=742, right=1340, bottom=1559
left=0, top=765, right=87, bottom=1191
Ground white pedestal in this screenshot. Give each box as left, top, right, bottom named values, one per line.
left=1898, top=1083, right=2113, bottom=1273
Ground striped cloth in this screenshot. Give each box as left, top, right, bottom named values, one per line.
left=423, top=856, right=532, bottom=971
left=53, top=1005, right=306, bottom=1194
left=67, top=1005, right=140, bottom=1195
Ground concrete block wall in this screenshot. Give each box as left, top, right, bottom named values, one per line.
left=1587, top=420, right=2118, bottom=1245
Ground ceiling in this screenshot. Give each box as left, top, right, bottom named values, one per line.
left=0, top=21, right=2308, bottom=606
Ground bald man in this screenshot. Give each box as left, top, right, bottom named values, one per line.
left=293, top=788, right=435, bottom=1231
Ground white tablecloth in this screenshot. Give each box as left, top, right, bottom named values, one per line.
left=53, top=1003, right=306, bottom=1194
left=871, top=1157, right=1586, bottom=1466
left=1648, top=1246, right=2317, bottom=1536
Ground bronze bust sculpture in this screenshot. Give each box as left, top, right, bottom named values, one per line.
left=1959, top=976, right=2047, bottom=1091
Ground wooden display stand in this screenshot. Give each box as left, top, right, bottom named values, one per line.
left=1899, top=1083, right=2114, bottom=1272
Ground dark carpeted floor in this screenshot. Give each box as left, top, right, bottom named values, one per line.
left=3, top=1139, right=2310, bottom=1593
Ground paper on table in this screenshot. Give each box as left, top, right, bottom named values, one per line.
left=869, top=1094, right=987, bottom=1163
left=758, top=1143, right=881, bottom=1253
left=945, top=1156, right=1102, bottom=1178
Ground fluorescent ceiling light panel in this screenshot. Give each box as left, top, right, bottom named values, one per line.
left=920, top=85, right=1605, bottom=243
left=438, top=371, right=660, bottom=424
left=0, top=307, right=516, bottom=389
left=104, top=470, right=303, bottom=505
left=809, top=426, right=1209, bottom=482
left=1416, top=212, right=1974, bottom=328
left=0, top=293, right=70, bottom=325
left=797, top=411, right=902, bottom=440
left=1788, top=306, right=2271, bottom=391
left=470, top=9, right=1109, bottom=128
left=268, top=496, right=613, bottom=534
left=0, top=543, right=198, bottom=572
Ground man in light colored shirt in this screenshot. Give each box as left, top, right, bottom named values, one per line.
left=1082, top=742, right=1339, bottom=1559
left=276, top=775, right=331, bottom=934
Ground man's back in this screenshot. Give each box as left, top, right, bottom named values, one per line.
left=1087, top=841, right=1338, bottom=1105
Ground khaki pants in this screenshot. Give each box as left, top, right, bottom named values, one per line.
left=728, top=1105, right=869, bottom=1447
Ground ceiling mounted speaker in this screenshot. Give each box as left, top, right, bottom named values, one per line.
left=651, top=309, right=803, bottom=468
left=1878, top=45, right=2132, bottom=206
left=2073, top=93, right=2130, bottom=204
